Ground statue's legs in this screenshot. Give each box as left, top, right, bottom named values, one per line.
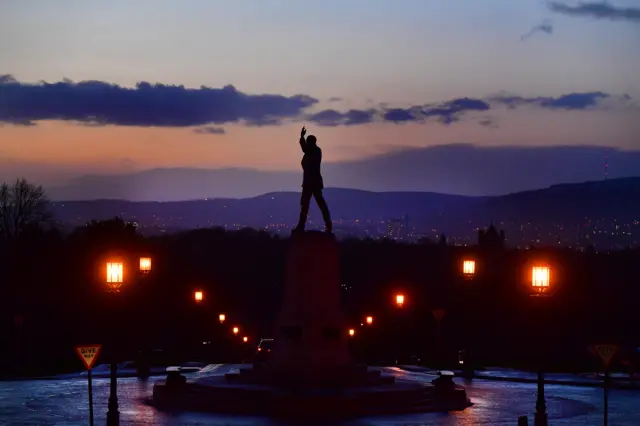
left=295, top=188, right=312, bottom=231
left=295, top=188, right=332, bottom=232
left=313, top=190, right=332, bottom=232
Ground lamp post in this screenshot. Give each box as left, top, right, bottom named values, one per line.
left=530, top=265, right=551, bottom=426
left=394, top=293, right=406, bottom=365
left=219, top=313, right=226, bottom=324
left=365, top=315, right=373, bottom=325
left=460, top=259, right=476, bottom=377
left=462, top=260, right=476, bottom=280
left=232, top=326, right=239, bottom=335
left=348, top=328, right=356, bottom=337
left=194, top=290, right=204, bottom=304
left=105, top=261, right=124, bottom=425
left=139, top=257, right=152, bottom=275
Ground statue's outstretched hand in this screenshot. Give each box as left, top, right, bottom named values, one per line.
left=300, top=126, right=307, bottom=138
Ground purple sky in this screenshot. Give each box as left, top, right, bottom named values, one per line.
left=1, top=0, right=639, bottom=199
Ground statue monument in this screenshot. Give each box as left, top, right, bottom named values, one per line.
left=294, top=126, right=332, bottom=233
left=151, top=128, right=471, bottom=418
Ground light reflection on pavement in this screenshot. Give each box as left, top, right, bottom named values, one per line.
left=0, top=365, right=638, bottom=425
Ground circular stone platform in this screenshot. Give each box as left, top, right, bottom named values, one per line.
left=151, top=367, right=471, bottom=418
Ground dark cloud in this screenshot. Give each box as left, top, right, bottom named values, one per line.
left=193, top=126, right=226, bottom=135
left=548, top=1, right=640, bottom=22
left=422, top=98, right=490, bottom=125
left=344, top=109, right=375, bottom=126
left=382, top=108, right=416, bottom=123
left=306, top=108, right=377, bottom=127
left=305, top=91, right=620, bottom=128
left=307, top=109, right=344, bottom=127
left=521, top=20, right=554, bottom=41
left=0, top=75, right=318, bottom=127
left=479, top=118, right=499, bottom=129
left=491, top=91, right=611, bottom=110
left=0, top=75, right=629, bottom=130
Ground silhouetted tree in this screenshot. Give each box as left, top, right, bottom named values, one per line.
left=0, top=178, right=51, bottom=242
left=70, top=216, right=140, bottom=249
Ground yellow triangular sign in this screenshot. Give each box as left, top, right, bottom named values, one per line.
left=75, top=344, right=102, bottom=370
left=432, top=309, right=446, bottom=322
left=595, top=344, right=618, bottom=369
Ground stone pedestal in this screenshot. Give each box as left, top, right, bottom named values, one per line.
left=267, top=231, right=351, bottom=383
left=152, top=230, right=472, bottom=417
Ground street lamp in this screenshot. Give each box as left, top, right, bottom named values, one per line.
left=365, top=315, right=373, bottom=325
left=106, top=262, right=124, bottom=292
left=462, top=260, right=476, bottom=279
left=194, top=290, right=203, bottom=303
left=105, top=261, right=124, bottom=425
left=219, top=313, right=226, bottom=323
left=395, top=293, right=405, bottom=308
left=232, top=326, right=239, bottom=335
left=139, top=257, right=152, bottom=274
left=348, top=328, right=355, bottom=337
left=530, top=265, right=552, bottom=426
left=243, top=336, right=248, bottom=343
left=531, top=266, right=551, bottom=296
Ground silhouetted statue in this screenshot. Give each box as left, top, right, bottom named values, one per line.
left=294, top=126, right=332, bottom=233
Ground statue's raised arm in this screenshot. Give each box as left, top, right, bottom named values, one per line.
left=299, top=126, right=307, bottom=153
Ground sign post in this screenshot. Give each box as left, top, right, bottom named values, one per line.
left=75, top=344, right=102, bottom=426
left=594, top=344, right=618, bottom=426
left=432, top=309, right=446, bottom=370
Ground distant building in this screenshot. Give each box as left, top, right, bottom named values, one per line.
left=386, top=218, right=406, bottom=239
left=478, top=224, right=505, bottom=249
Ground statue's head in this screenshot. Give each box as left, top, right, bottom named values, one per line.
left=306, top=135, right=317, bottom=146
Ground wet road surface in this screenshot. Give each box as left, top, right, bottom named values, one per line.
left=0, top=365, right=638, bottom=425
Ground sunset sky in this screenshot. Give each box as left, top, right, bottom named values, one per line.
left=1, top=0, right=639, bottom=199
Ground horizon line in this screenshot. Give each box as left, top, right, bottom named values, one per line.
left=47, top=176, right=640, bottom=204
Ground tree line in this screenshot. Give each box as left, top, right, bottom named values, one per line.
left=0, top=178, right=638, bottom=377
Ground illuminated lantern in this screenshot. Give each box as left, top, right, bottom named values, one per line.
left=139, top=257, right=152, bottom=274
left=219, top=313, right=226, bottom=323
left=232, top=326, right=239, bottom=335
left=106, top=262, right=124, bottom=291
left=395, top=294, right=405, bottom=308
left=243, top=336, right=248, bottom=343
left=348, top=328, right=355, bottom=337
left=531, top=266, right=551, bottom=295
left=194, top=290, right=204, bottom=303
left=462, top=260, right=476, bottom=278
left=366, top=316, right=373, bottom=325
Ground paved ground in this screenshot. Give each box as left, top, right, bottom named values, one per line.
left=0, top=365, right=638, bottom=425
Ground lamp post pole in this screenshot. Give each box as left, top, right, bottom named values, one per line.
left=531, top=265, right=551, bottom=426
left=394, top=294, right=405, bottom=365
left=106, top=261, right=124, bottom=426
left=107, top=351, right=119, bottom=425
left=534, top=370, right=547, bottom=426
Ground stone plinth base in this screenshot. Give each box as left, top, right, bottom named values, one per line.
left=224, top=363, right=395, bottom=388
left=269, top=231, right=350, bottom=378
left=151, top=371, right=471, bottom=418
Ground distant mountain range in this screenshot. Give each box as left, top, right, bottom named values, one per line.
left=44, top=145, right=640, bottom=201
left=51, top=178, right=640, bottom=247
